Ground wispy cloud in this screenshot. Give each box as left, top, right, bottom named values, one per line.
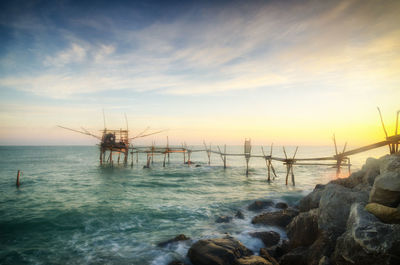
left=0, top=0, right=399, bottom=99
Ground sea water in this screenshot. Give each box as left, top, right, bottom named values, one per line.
left=0, top=145, right=388, bottom=264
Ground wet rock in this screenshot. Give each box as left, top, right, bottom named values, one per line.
left=252, top=208, right=298, bottom=227
left=369, top=170, right=400, bottom=207
left=157, top=234, right=190, bottom=247
left=318, top=256, right=330, bottom=265
left=306, top=231, right=335, bottom=265
left=318, top=183, right=368, bottom=237
left=259, top=248, right=279, bottom=265
left=216, top=216, right=232, bottom=223
left=195, top=164, right=201, bottom=167
left=248, top=200, right=274, bottom=211
left=236, top=256, right=272, bottom=265
left=235, top=210, right=245, bottom=219
left=279, top=247, right=308, bottom=265
left=265, top=240, right=289, bottom=259
left=333, top=203, right=400, bottom=265
left=365, top=202, right=400, bottom=224
left=299, top=184, right=325, bottom=212
left=286, top=209, right=319, bottom=248
left=188, top=236, right=253, bottom=265
left=275, top=202, right=288, bottom=209
left=249, top=231, right=280, bottom=247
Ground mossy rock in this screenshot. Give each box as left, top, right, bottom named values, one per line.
left=365, top=203, right=400, bottom=224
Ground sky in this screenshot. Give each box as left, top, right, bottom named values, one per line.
left=0, top=0, right=399, bottom=146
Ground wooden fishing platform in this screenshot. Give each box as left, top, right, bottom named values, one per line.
left=59, top=108, right=399, bottom=186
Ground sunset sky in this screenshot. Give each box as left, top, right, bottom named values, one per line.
left=0, top=0, right=399, bottom=146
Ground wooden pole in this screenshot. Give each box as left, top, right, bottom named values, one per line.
left=167, top=137, right=170, bottom=163
left=224, top=144, right=227, bottom=169
left=261, top=146, right=271, bottom=181
left=100, top=147, right=103, bottom=165
left=16, top=170, right=21, bottom=187
left=163, top=152, right=166, bottom=167
left=285, top=163, right=290, bottom=185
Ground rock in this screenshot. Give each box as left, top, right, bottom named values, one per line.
left=279, top=247, right=308, bottom=265
left=333, top=203, right=400, bottom=265
left=318, top=183, right=368, bottom=237
left=365, top=203, right=400, bottom=224
left=252, top=208, right=298, bottom=227
left=361, top=157, right=381, bottom=185
left=216, top=216, right=232, bottom=223
left=286, top=209, right=319, bottom=248
left=237, top=256, right=272, bottom=265
left=379, top=154, right=400, bottom=172
left=248, top=200, right=274, bottom=211
left=275, top=202, right=288, bottom=209
left=299, top=184, right=325, bottom=212
left=318, top=256, right=330, bottom=265
left=188, top=236, right=253, bottom=265
left=157, top=234, right=190, bottom=247
left=306, top=231, right=335, bottom=265
left=260, top=248, right=279, bottom=265
left=369, top=170, right=400, bottom=207
left=235, top=210, right=245, bottom=219
left=195, top=164, right=201, bottom=167
left=249, top=231, right=280, bottom=247
left=265, top=240, right=289, bottom=259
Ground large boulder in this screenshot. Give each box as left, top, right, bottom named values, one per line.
left=369, top=170, right=400, bottom=207
left=248, top=200, right=274, bottom=211
left=365, top=203, right=400, bottom=224
left=299, top=184, right=325, bottom=212
left=318, top=183, right=368, bottom=237
left=333, top=203, right=400, bottom=265
left=187, top=236, right=253, bottom=265
left=286, top=209, right=319, bottom=248
left=252, top=208, right=298, bottom=227
left=236, top=256, right=272, bottom=265
left=279, top=247, right=308, bottom=265
left=249, top=231, right=280, bottom=247
left=306, top=231, right=336, bottom=265
left=264, top=240, right=289, bottom=260
left=361, top=157, right=381, bottom=185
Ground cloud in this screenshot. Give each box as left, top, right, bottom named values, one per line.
left=0, top=0, right=399, bottom=99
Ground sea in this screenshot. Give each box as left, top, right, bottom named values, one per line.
left=0, top=145, right=388, bottom=265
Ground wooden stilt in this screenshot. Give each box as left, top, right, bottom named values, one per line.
left=224, top=144, right=227, bottom=169
left=188, top=150, right=192, bottom=165
left=244, top=139, right=251, bottom=176
left=163, top=152, right=166, bottom=167
left=285, top=164, right=290, bottom=185
left=16, top=170, right=21, bottom=187
left=117, top=152, right=120, bottom=164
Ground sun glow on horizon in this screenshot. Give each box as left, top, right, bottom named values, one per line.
left=0, top=0, right=399, bottom=146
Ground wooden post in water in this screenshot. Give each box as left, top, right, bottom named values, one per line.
left=167, top=137, right=170, bottom=164
left=217, top=145, right=226, bottom=169
left=244, top=139, right=251, bottom=176
left=131, top=151, right=134, bottom=167
left=163, top=152, right=167, bottom=167
left=16, top=170, right=21, bottom=187
left=283, top=146, right=297, bottom=186
left=204, top=141, right=211, bottom=165
left=183, top=142, right=187, bottom=164
left=261, top=146, right=271, bottom=181
left=188, top=150, right=192, bottom=165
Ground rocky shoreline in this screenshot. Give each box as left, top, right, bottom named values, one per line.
left=159, top=154, right=400, bottom=265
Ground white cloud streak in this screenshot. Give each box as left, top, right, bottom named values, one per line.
left=0, top=0, right=399, bottom=98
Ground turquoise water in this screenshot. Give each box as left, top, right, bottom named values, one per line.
left=0, top=145, right=387, bottom=264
